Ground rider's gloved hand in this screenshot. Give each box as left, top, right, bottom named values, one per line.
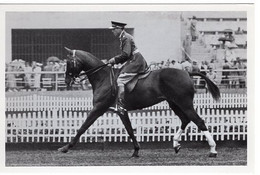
left=107, top=57, right=115, bottom=66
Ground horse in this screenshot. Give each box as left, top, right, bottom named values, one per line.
left=58, top=47, right=221, bottom=158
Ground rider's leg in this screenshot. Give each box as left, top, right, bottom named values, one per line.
left=109, top=82, right=126, bottom=112
left=117, top=85, right=126, bottom=110
left=109, top=73, right=136, bottom=112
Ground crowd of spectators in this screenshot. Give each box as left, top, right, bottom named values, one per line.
left=5, top=57, right=66, bottom=92
left=149, top=56, right=246, bottom=90
left=5, top=55, right=247, bottom=92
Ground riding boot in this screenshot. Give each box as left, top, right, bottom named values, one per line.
left=116, top=85, right=127, bottom=115
left=109, top=86, right=127, bottom=114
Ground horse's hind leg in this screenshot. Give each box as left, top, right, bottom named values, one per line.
left=118, top=111, right=140, bottom=158
left=179, top=103, right=217, bottom=157
left=168, top=98, right=217, bottom=157
left=168, top=101, right=191, bottom=153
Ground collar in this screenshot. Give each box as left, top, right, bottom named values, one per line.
left=119, top=30, right=125, bottom=39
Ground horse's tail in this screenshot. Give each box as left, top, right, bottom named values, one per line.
left=189, top=72, right=221, bottom=101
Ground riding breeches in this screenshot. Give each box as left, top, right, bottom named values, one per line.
left=117, top=73, right=137, bottom=87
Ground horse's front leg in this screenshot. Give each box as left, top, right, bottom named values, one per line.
left=118, top=111, right=140, bottom=158
left=58, top=106, right=105, bottom=153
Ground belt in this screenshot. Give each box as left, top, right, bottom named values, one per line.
left=132, top=49, right=139, bottom=55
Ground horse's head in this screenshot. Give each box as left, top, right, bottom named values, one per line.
left=64, top=47, right=108, bottom=87
left=64, top=47, right=84, bottom=87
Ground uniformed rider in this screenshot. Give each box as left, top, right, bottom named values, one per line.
left=108, top=21, right=148, bottom=113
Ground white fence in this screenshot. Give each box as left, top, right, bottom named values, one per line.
left=5, top=93, right=247, bottom=112
left=6, top=108, right=247, bottom=143
left=5, top=93, right=247, bottom=143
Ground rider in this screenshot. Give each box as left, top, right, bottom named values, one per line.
left=108, top=21, right=148, bottom=113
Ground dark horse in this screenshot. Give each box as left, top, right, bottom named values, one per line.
left=58, top=48, right=221, bottom=158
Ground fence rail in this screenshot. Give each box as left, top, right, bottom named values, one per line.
left=5, top=108, right=247, bottom=143
left=5, top=93, right=247, bottom=112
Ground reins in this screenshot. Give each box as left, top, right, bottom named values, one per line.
left=79, top=63, right=109, bottom=77
left=76, top=63, right=109, bottom=83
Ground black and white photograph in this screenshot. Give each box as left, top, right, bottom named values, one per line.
left=0, top=3, right=256, bottom=174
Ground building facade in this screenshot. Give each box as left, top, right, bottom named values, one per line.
left=6, top=12, right=182, bottom=65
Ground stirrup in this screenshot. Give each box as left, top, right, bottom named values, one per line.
left=109, top=106, right=127, bottom=116
left=109, top=104, right=127, bottom=112
left=108, top=106, right=117, bottom=111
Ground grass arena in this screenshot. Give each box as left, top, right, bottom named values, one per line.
left=6, top=141, right=246, bottom=166
left=5, top=90, right=247, bottom=166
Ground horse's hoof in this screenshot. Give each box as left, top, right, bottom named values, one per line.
left=58, top=146, right=69, bottom=153
left=209, top=153, right=217, bottom=158
left=131, top=154, right=139, bottom=158
left=131, top=151, right=140, bottom=158
left=174, top=145, right=181, bottom=154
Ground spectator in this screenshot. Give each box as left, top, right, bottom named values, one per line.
left=43, top=61, right=55, bottom=90
left=224, top=30, right=235, bottom=43
left=58, top=60, right=66, bottom=79
left=6, top=65, right=17, bottom=92
left=182, top=33, right=192, bottom=62
left=244, top=41, right=247, bottom=49
left=235, top=57, right=247, bottom=88
left=164, top=59, right=171, bottom=68
left=190, top=16, right=198, bottom=41
left=224, top=41, right=237, bottom=63
left=200, top=61, right=208, bottom=75
left=218, top=29, right=235, bottom=48
left=191, top=60, right=200, bottom=73
left=221, top=60, right=232, bottom=88
left=206, top=65, right=217, bottom=84
left=24, top=62, right=33, bottom=91
left=213, top=58, right=224, bottom=85
left=149, top=63, right=157, bottom=71
left=191, top=60, right=200, bottom=87
left=158, top=61, right=165, bottom=69
left=169, top=59, right=182, bottom=70
left=235, top=27, right=243, bottom=35
left=198, top=32, right=205, bottom=46
left=205, top=65, right=217, bottom=92
left=229, top=60, right=239, bottom=88
left=53, top=62, right=60, bottom=71
left=43, top=61, right=54, bottom=72
left=210, top=45, right=217, bottom=61
left=16, top=65, right=25, bottom=89
left=181, top=60, right=192, bottom=72
left=199, top=61, right=208, bottom=88
left=32, top=61, right=42, bottom=91
left=208, top=59, right=217, bottom=70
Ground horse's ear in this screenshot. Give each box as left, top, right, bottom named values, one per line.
left=64, top=47, right=73, bottom=54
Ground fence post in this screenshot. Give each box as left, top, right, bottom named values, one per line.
left=33, top=94, right=37, bottom=111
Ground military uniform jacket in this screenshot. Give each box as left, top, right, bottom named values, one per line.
left=114, top=31, right=148, bottom=74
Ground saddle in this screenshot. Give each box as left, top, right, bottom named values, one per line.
left=110, top=68, right=151, bottom=97
left=125, top=69, right=151, bottom=93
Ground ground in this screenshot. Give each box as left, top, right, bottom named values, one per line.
left=6, top=141, right=247, bottom=166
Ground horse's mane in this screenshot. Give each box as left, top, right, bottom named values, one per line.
left=76, top=50, right=104, bottom=66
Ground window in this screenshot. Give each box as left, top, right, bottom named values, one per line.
left=12, top=29, right=62, bottom=63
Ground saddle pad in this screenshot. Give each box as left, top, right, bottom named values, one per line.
left=126, top=70, right=151, bottom=93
